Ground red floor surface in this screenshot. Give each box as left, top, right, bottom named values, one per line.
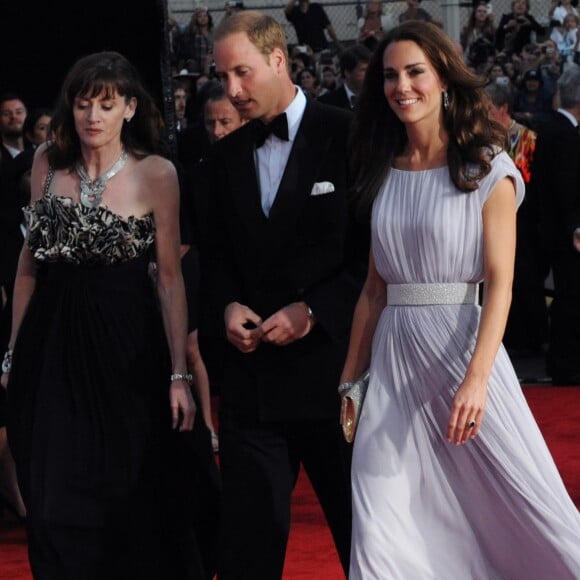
left=1, top=386, right=579, bottom=579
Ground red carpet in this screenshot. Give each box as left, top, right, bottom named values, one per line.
left=1, top=386, right=579, bottom=579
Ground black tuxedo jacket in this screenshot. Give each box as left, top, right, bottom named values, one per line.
left=530, top=110, right=580, bottom=295
left=205, top=99, right=365, bottom=421
left=318, top=85, right=353, bottom=111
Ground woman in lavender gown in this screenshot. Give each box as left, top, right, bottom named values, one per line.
left=340, top=21, right=580, bottom=579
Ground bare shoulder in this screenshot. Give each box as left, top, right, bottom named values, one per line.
left=135, top=154, right=179, bottom=210
left=138, top=154, right=178, bottom=182
left=33, top=142, right=50, bottom=171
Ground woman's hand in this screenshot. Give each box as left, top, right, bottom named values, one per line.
left=170, top=380, right=196, bottom=431
left=1, top=372, right=8, bottom=389
left=447, top=375, right=488, bottom=445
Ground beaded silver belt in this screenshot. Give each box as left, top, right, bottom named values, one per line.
left=387, top=283, right=479, bottom=306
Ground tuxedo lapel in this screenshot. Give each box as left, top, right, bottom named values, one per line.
left=339, top=85, right=352, bottom=109
left=223, top=123, right=268, bottom=238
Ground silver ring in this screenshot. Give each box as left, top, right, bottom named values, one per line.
left=467, top=419, right=476, bottom=429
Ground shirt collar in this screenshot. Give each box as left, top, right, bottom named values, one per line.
left=284, top=87, right=307, bottom=141
left=343, top=83, right=356, bottom=101
left=557, top=107, right=578, bottom=127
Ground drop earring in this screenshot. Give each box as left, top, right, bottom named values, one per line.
left=443, top=91, right=450, bottom=111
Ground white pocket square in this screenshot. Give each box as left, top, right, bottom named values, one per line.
left=310, top=181, right=335, bottom=196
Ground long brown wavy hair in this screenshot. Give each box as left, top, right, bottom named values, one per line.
left=349, top=21, right=507, bottom=219
left=47, top=51, right=169, bottom=169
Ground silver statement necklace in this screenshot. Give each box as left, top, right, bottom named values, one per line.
left=76, top=150, right=128, bottom=209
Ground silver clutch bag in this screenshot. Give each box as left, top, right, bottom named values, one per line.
left=339, top=370, right=370, bottom=443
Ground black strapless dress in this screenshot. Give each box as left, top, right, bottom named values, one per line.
left=7, top=194, right=218, bottom=579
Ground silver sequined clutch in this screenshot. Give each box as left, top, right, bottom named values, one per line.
left=339, top=370, right=370, bottom=443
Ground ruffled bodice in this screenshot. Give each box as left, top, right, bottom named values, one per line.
left=23, top=194, right=155, bottom=265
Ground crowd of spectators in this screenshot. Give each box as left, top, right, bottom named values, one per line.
left=459, top=0, right=580, bottom=132
left=166, top=0, right=580, bottom=135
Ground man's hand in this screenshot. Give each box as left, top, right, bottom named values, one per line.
left=224, top=302, right=264, bottom=353
left=260, top=302, right=314, bottom=346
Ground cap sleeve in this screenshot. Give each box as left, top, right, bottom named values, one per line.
left=478, top=150, right=525, bottom=208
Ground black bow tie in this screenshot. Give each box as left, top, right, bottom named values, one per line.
left=252, top=113, right=289, bottom=147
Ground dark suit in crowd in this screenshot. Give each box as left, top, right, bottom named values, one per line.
left=318, top=84, right=355, bottom=110
left=531, top=108, right=580, bottom=384
left=318, top=44, right=371, bottom=112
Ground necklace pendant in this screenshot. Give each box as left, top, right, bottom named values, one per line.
left=76, top=150, right=128, bottom=210
left=80, top=180, right=105, bottom=209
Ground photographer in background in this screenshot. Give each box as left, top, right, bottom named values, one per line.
left=284, top=0, right=343, bottom=53
left=495, top=0, right=545, bottom=58
left=538, top=39, right=564, bottom=96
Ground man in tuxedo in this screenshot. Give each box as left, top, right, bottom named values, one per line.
left=318, top=44, right=371, bottom=111
left=208, top=11, right=365, bottom=578
left=530, top=65, right=580, bottom=384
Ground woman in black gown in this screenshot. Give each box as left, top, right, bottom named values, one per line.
left=0, top=51, right=196, bottom=579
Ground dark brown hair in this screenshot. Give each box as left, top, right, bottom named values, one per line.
left=47, top=51, right=169, bottom=169
left=349, top=21, right=507, bottom=218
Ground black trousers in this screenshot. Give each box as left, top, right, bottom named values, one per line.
left=548, top=296, right=580, bottom=384
left=217, top=409, right=352, bottom=579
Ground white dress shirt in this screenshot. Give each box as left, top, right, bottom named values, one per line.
left=255, top=87, right=306, bottom=217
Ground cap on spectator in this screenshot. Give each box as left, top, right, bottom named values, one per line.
left=523, top=69, right=540, bottom=81
left=174, top=69, right=198, bottom=79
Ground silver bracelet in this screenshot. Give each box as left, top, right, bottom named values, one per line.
left=170, top=372, right=193, bottom=385
left=2, top=349, right=13, bottom=374
left=338, top=381, right=355, bottom=395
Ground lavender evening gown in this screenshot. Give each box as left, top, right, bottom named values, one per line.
left=350, top=152, right=580, bottom=579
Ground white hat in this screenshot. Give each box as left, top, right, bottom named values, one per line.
left=173, top=69, right=198, bottom=79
